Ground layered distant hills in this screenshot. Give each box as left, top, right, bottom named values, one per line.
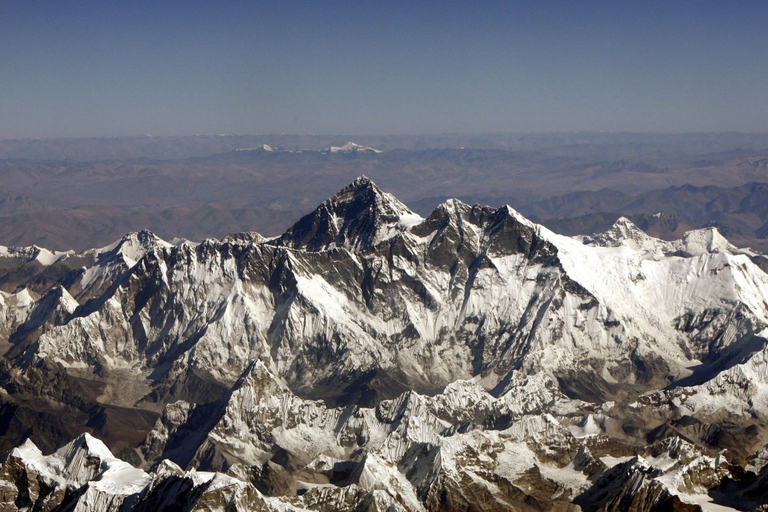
left=1, top=133, right=768, bottom=253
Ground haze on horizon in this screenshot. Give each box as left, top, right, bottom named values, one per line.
left=2, top=0, right=768, bottom=140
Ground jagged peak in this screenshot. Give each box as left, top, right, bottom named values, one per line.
left=0, top=243, right=72, bottom=265
left=155, top=458, right=185, bottom=478
left=96, top=230, right=157, bottom=252
left=612, top=216, right=639, bottom=229
left=441, top=197, right=468, bottom=208
left=419, top=198, right=483, bottom=230
left=47, top=433, right=116, bottom=487
left=376, top=389, right=430, bottom=424
left=679, top=226, right=736, bottom=255
left=94, top=229, right=172, bottom=267
left=239, top=359, right=276, bottom=379
left=6, top=433, right=152, bottom=499
left=273, top=177, right=419, bottom=252
left=580, top=216, right=672, bottom=258
left=117, top=229, right=170, bottom=248
left=9, top=438, right=43, bottom=462
left=427, top=199, right=536, bottom=230
left=434, top=197, right=472, bottom=215
left=593, top=217, right=651, bottom=245
left=611, top=217, right=652, bottom=239
left=330, top=175, right=377, bottom=199
left=581, top=215, right=756, bottom=261
left=325, top=176, right=413, bottom=218
left=410, top=198, right=559, bottom=263
left=501, top=204, right=536, bottom=229
left=22, top=284, right=78, bottom=329
left=221, top=231, right=266, bottom=245
left=649, top=435, right=699, bottom=462
left=54, top=285, right=79, bottom=314
left=56, top=432, right=115, bottom=464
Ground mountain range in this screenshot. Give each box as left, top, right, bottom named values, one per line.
left=0, top=177, right=766, bottom=510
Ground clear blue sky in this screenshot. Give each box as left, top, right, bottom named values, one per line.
left=1, top=0, right=767, bottom=138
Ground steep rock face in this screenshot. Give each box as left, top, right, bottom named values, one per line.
left=273, top=175, right=420, bottom=252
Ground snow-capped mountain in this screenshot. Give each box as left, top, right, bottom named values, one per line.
left=323, top=141, right=382, bottom=154
left=0, top=177, right=766, bottom=510
left=236, top=144, right=276, bottom=153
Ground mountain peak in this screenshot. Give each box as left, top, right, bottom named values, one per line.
left=235, top=144, right=275, bottom=153
left=273, top=177, right=420, bottom=252
left=56, top=432, right=115, bottom=463
left=10, top=438, right=43, bottom=462
left=97, top=230, right=171, bottom=267
left=583, top=216, right=656, bottom=251
left=325, top=141, right=382, bottom=154
left=606, top=216, right=647, bottom=239
left=680, top=226, right=737, bottom=255
left=336, top=174, right=375, bottom=194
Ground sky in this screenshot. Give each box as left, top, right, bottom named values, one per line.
left=1, top=0, right=768, bottom=138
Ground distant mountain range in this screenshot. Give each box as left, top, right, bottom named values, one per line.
left=1, top=136, right=768, bottom=252
left=2, top=132, right=768, bottom=160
